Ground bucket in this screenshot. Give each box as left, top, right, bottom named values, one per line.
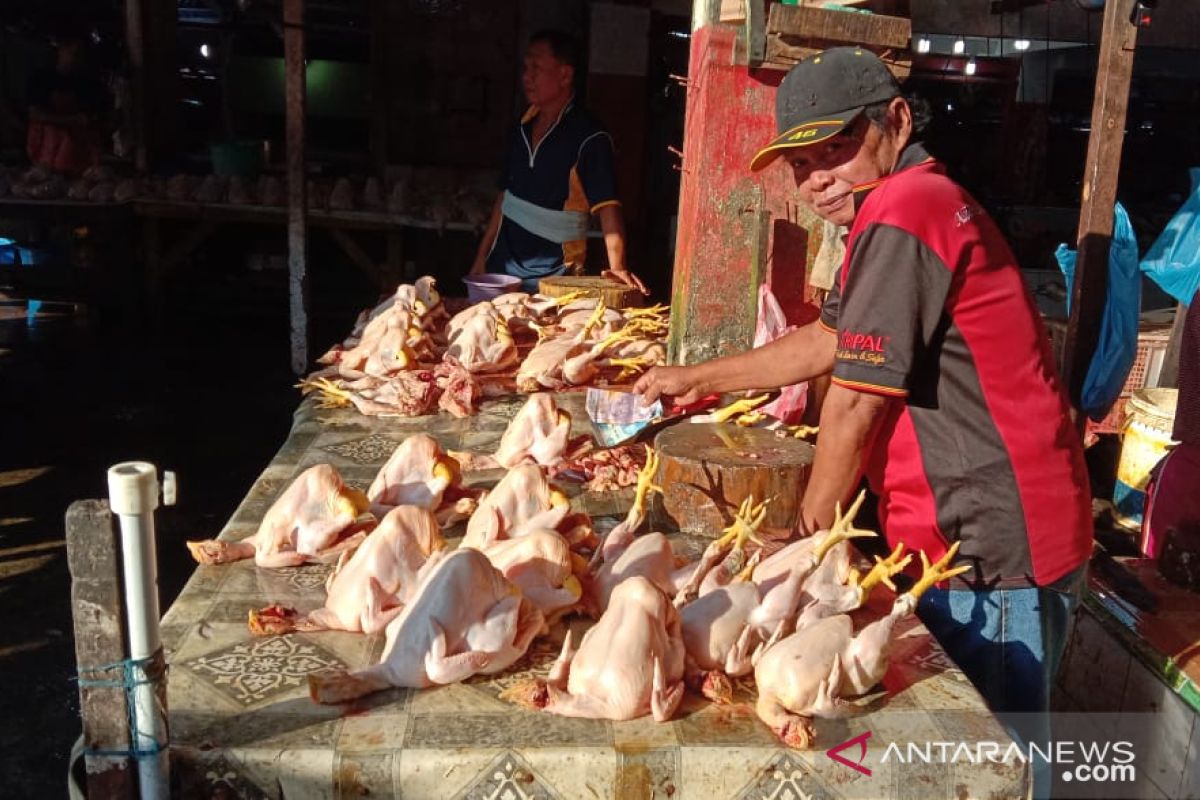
left=1113, top=388, right=1178, bottom=530
left=463, top=273, right=521, bottom=304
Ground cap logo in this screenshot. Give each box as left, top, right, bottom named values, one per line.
left=788, top=128, right=820, bottom=141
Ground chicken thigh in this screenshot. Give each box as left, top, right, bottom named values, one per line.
left=187, top=464, right=369, bottom=567
left=503, top=576, right=686, bottom=722
left=309, top=548, right=543, bottom=703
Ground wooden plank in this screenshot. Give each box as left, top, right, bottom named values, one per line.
left=763, top=36, right=912, bottom=76
left=284, top=0, right=309, bottom=376
left=1063, top=0, right=1140, bottom=407
left=327, top=228, right=386, bottom=289
left=766, top=4, right=911, bottom=50
left=125, top=0, right=148, bottom=172
left=368, top=0, right=390, bottom=173
left=66, top=500, right=136, bottom=800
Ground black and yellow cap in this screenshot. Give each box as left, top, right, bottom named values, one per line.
left=750, top=47, right=901, bottom=172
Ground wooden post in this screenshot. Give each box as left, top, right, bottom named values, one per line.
left=66, top=500, right=137, bottom=800
left=284, top=0, right=309, bottom=375
left=125, top=0, right=148, bottom=172
left=1063, top=0, right=1141, bottom=406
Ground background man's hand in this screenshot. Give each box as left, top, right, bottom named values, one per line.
left=468, top=258, right=486, bottom=277
left=602, top=268, right=649, bottom=295
left=633, top=365, right=705, bottom=406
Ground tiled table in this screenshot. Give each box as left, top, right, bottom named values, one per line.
left=162, top=394, right=1027, bottom=799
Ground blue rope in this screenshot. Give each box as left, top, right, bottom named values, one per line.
left=75, top=651, right=169, bottom=759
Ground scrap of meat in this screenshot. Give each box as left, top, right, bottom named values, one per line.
left=434, top=361, right=481, bottom=418
left=550, top=444, right=647, bottom=492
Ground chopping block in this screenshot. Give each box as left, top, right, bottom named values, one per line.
left=649, top=422, right=815, bottom=536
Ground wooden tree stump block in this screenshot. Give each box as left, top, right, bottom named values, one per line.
left=650, top=422, right=814, bottom=536
left=537, top=275, right=644, bottom=309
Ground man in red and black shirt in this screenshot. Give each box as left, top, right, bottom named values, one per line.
left=636, top=48, right=1091, bottom=783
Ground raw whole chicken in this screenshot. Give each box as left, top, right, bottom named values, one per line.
left=754, top=543, right=970, bottom=748
left=367, top=433, right=463, bottom=516
left=479, top=528, right=583, bottom=621
left=583, top=450, right=690, bottom=614
left=305, top=371, right=438, bottom=417
left=461, top=465, right=573, bottom=549
left=453, top=393, right=574, bottom=471
left=502, top=576, right=686, bottom=721
left=250, top=505, right=447, bottom=635
left=444, top=311, right=518, bottom=373
left=187, top=464, right=370, bottom=567
left=309, top=548, right=543, bottom=702
left=516, top=334, right=578, bottom=392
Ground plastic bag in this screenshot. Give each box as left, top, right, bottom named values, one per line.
left=754, top=283, right=808, bottom=423
left=1054, top=202, right=1141, bottom=420
left=1139, top=167, right=1200, bottom=306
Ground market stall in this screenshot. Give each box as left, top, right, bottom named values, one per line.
left=157, top=391, right=1026, bottom=798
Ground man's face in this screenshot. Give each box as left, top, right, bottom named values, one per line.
left=522, top=42, right=573, bottom=109
left=783, top=106, right=904, bottom=226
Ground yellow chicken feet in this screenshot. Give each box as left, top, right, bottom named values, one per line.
left=710, top=394, right=770, bottom=424
left=624, top=303, right=669, bottom=319
left=604, top=355, right=656, bottom=382
left=812, top=490, right=876, bottom=562
left=734, top=411, right=769, bottom=427
left=629, top=446, right=664, bottom=518
left=786, top=424, right=819, bottom=439
left=858, top=542, right=913, bottom=593
left=297, top=377, right=354, bottom=409
left=551, top=290, right=587, bottom=308
left=907, top=541, right=973, bottom=601
left=578, top=300, right=609, bottom=341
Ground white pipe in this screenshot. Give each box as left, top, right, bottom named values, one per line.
left=107, top=462, right=169, bottom=800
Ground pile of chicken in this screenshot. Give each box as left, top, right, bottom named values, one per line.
left=188, top=411, right=967, bottom=745
left=300, top=278, right=670, bottom=420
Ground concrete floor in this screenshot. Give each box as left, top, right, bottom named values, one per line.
left=0, top=295, right=300, bottom=796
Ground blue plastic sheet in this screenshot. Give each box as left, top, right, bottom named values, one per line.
left=1055, top=202, right=1141, bottom=420
left=1139, top=167, right=1200, bottom=306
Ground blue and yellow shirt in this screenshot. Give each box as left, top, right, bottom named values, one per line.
left=487, top=102, right=619, bottom=288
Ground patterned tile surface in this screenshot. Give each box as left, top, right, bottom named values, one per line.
left=165, top=394, right=1027, bottom=798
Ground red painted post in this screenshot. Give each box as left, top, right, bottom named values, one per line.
left=669, top=20, right=823, bottom=366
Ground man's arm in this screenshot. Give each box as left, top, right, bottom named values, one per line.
left=797, top=384, right=893, bottom=534
left=633, top=321, right=836, bottom=405
left=595, top=204, right=648, bottom=294
left=469, top=192, right=504, bottom=276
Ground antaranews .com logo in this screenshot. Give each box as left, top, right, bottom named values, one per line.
left=825, top=731, right=1137, bottom=787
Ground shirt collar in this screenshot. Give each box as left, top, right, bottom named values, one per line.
left=850, top=142, right=935, bottom=206
left=521, top=96, right=575, bottom=128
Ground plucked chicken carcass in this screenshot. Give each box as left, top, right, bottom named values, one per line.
left=304, top=370, right=439, bottom=417
left=583, top=450, right=693, bottom=614
left=460, top=465, right=589, bottom=549
left=309, top=548, right=543, bottom=702
left=444, top=309, right=518, bottom=373
left=502, top=576, right=686, bottom=721
left=452, top=393, right=575, bottom=471
left=479, top=528, right=583, bottom=622
left=367, top=433, right=475, bottom=525
left=187, top=464, right=370, bottom=567
left=250, top=505, right=446, bottom=635
left=754, top=543, right=970, bottom=748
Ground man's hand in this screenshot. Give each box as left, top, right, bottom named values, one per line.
left=602, top=267, right=649, bottom=296
left=633, top=365, right=706, bottom=406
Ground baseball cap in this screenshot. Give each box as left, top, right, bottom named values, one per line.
left=749, top=47, right=901, bottom=172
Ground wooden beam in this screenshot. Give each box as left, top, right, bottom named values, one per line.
left=125, top=0, right=148, bottom=172
left=1063, top=0, right=1140, bottom=406
left=327, top=228, right=386, bottom=289
left=284, top=0, right=309, bottom=376
left=369, top=0, right=390, bottom=174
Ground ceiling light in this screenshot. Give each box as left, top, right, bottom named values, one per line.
left=965, top=58, right=977, bottom=76
left=1014, top=39, right=1031, bottom=51
left=953, top=39, right=966, bottom=55
left=199, top=43, right=210, bottom=58
left=917, top=38, right=931, bottom=54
